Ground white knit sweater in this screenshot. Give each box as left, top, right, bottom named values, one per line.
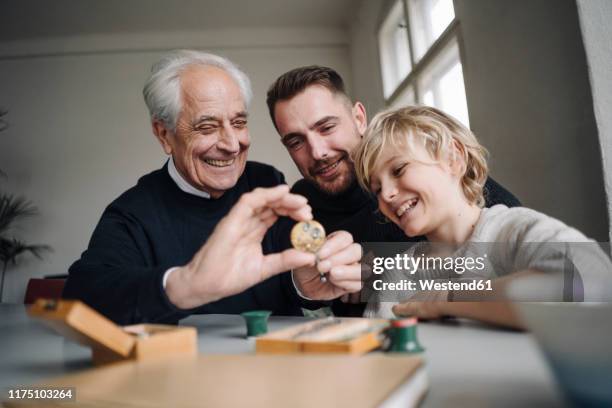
left=365, top=205, right=612, bottom=318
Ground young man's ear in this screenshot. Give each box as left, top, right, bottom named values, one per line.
left=152, top=119, right=173, bottom=155
left=352, top=102, right=368, bottom=136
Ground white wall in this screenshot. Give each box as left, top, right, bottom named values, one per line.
left=454, top=0, right=608, bottom=242
left=350, top=0, right=610, bottom=242
left=576, top=0, right=612, bottom=244
left=348, top=0, right=386, bottom=117
left=0, top=28, right=352, bottom=303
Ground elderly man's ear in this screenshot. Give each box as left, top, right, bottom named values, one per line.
left=352, top=102, right=367, bottom=137
left=152, top=120, right=174, bottom=155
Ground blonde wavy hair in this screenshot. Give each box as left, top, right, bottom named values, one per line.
left=352, top=106, right=488, bottom=207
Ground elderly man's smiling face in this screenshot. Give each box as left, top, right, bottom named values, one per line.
left=155, top=65, right=250, bottom=198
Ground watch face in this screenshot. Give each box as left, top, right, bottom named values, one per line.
left=291, top=220, right=326, bottom=253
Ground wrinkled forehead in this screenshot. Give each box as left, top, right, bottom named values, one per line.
left=180, top=65, right=246, bottom=109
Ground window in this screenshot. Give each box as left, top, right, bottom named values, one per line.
left=378, top=0, right=469, bottom=126
left=378, top=0, right=412, bottom=98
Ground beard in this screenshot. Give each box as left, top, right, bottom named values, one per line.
left=307, top=154, right=357, bottom=196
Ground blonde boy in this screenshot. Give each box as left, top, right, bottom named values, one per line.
left=353, top=106, right=612, bottom=328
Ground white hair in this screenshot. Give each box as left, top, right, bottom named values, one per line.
left=142, top=49, right=253, bottom=130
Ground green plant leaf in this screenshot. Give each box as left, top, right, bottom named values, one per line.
left=0, top=109, right=7, bottom=176
left=0, top=108, right=7, bottom=133
left=0, top=237, right=52, bottom=265
left=0, top=194, right=38, bottom=235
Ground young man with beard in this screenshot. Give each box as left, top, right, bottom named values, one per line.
left=267, top=66, right=520, bottom=243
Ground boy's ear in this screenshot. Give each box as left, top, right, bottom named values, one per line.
left=152, top=119, right=174, bottom=155
left=352, top=102, right=367, bottom=136
left=448, top=139, right=467, bottom=177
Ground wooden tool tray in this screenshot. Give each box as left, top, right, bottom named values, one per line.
left=256, top=317, right=390, bottom=354
left=28, top=299, right=197, bottom=365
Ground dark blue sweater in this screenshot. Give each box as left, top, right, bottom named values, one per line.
left=63, top=161, right=306, bottom=324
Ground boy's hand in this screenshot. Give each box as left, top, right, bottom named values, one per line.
left=392, top=290, right=450, bottom=320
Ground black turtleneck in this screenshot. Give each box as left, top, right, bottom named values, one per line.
left=291, top=179, right=410, bottom=242
left=291, top=176, right=521, bottom=243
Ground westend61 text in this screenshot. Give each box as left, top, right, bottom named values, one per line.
left=372, top=279, right=493, bottom=291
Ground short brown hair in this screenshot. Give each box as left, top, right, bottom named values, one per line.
left=353, top=106, right=489, bottom=207
left=266, top=66, right=350, bottom=129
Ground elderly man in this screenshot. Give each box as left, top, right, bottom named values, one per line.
left=63, top=51, right=361, bottom=324
left=267, top=66, right=521, bottom=242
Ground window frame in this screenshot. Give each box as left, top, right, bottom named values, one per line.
left=378, top=0, right=413, bottom=98
left=378, top=0, right=468, bottom=112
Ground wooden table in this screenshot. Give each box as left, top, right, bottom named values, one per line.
left=0, top=305, right=567, bottom=407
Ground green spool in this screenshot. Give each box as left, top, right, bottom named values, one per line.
left=241, top=310, right=272, bottom=337
left=388, top=317, right=425, bottom=353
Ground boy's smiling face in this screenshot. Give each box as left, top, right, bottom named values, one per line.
left=370, top=142, right=463, bottom=239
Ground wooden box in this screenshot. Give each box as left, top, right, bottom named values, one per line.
left=256, top=317, right=390, bottom=354
left=28, top=299, right=197, bottom=365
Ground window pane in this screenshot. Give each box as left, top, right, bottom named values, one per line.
left=417, top=39, right=469, bottom=126
left=378, top=0, right=412, bottom=98
left=408, top=0, right=455, bottom=62
left=423, top=89, right=435, bottom=107
left=438, top=62, right=469, bottom=127
left=389, top=85, right=416, bottom=110
left=430, top=0, right=454, bottom=38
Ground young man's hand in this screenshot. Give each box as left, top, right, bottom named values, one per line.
left=292, top=231, right=363, bottom=300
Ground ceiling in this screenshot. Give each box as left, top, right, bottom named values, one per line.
left=0, top=0, right=356, bottom=41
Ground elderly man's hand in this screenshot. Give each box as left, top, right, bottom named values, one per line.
left=165, top=185, right=317, bottom=309
left=292, top=231, right=363, bottom=300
